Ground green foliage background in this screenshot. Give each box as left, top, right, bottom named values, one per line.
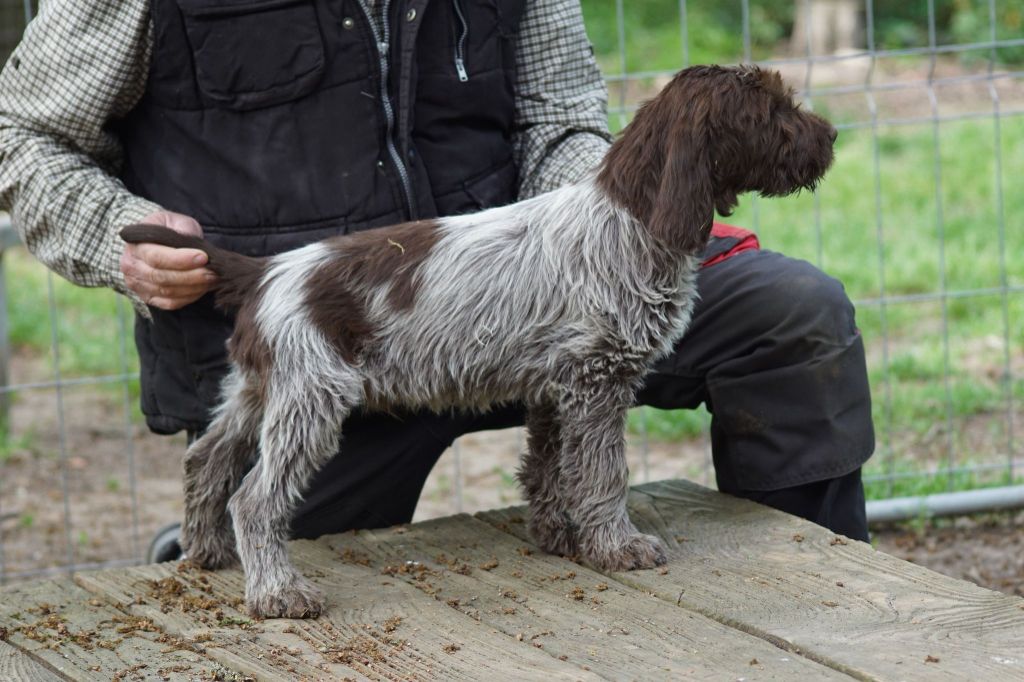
left=580, top=0, right=1024, bottom=73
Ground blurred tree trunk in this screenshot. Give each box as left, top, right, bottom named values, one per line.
left=791, top=0, right=862, bottom=55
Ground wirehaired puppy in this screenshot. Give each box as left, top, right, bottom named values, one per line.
left=122, top=65, right=837, bottom=619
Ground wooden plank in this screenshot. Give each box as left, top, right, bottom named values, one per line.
left=291, top=539, right=606, bottom=681
left=478, top=479, right=1024, bottom=681
left=75, top=560, right=355, bottom=681
left=76, top=541, right=602, bottom=681
left=317, top=515, right=853, bottom=680
left=0, top=640, right=64, bottom=682
left=0, top=578, right=225, bottom=681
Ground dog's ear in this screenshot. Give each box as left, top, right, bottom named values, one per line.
left=647, top=127, right=715, bottom=253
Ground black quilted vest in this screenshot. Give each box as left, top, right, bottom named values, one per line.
left=116, top=0, right=525, bottom=433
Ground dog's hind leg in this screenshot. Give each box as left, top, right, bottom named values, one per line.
left=518, top=405, right=578, bottom=557
left=558, top=377, right=667, bottom=572
left=181, top=368, right=262, bottom=569
left=228, top=372, right=354, bottom=619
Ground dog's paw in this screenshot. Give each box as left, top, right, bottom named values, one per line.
left=585, top=532, right=668, bottom=572
left=247, top=577, right=324, bottom=619
left=181, top=527, right=239, bottom=570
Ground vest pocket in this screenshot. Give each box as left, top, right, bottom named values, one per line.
left=177, top=0, right=326, bottom=110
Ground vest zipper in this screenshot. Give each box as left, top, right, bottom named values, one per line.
left=357, top=1, right=416, bottom=219
left=452, top=0, right=469, bottom=82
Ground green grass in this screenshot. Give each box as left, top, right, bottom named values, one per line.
left=863, top=464, right=1024, bottom=501
left=628, top=405, right=710, bottom=441
left=4, top=249, right=139, bottom=379
left=0, top=422, right=34, bottom=462
left=580, top=1, right=789, bottom=75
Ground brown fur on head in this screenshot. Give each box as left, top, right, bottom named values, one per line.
left=597, top=64, right=837, bottom=253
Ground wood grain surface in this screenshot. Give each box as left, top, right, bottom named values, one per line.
left=2, top=478, right=1020, bottom=681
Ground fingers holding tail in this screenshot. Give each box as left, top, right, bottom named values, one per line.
left=120, top=224, right=267, bottom=310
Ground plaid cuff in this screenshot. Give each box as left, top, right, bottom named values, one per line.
left=109, top=196, right=163, bottom=317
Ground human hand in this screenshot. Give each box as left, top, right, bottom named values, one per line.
left=120, top=210, right=216, bottom=310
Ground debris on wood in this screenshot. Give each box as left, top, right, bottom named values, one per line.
left=339, top=548, right=372, bottom=566
left=112, top=663, right=148, bottom=681
left=442, top=642, right=461, bottom=654
left=326, top=635, right=389, bottom=665
left=479, top=558, right=499, bottom=571
left=792, top=534, right=805, bottom=543
left=925, top=655, right=940, bottom=663
left=146, top=577, right=218, bottom=613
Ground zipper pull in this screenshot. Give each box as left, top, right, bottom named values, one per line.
left=455, top=57, right=468, bottom=82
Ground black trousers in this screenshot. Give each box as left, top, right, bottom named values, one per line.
left=283, top=248, right=874, bottom=543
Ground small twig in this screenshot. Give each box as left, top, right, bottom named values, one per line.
left=387, top=238, right=405, bottom=254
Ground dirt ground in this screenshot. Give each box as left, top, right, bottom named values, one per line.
left=1, top=354, right=1021, bottom=598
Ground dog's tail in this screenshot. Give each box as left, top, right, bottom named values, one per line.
left=120, top=223, right=267, bottom=311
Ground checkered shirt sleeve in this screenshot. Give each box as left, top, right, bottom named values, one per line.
left=0, top=0, right=158, bottom=303
left=0, top=0, right=610, bottom=301
left=513, top=0, right=613, bottom=198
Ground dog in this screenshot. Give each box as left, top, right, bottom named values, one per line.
left=122, top=65, right=837, bottom=619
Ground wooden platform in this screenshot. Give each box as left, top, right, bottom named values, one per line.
left=2, top=479, right=1022, bottom=681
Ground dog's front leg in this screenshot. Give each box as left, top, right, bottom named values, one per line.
left=558, top=379, right=667, bottom=572
left=519, top=406, right=578, bottom=557
left=228, top=378, right=351, bottom=619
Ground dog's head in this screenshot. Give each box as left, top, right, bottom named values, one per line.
left=597, top=65, right=837, bottom=253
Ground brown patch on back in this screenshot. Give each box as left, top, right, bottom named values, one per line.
left=304, top=220, right=441, bottom=362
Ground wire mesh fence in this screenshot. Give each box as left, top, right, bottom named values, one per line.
left=0, top=0, right=1021, bottom=583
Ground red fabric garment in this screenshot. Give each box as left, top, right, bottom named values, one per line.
left=702, top=222, right=760, bottom=268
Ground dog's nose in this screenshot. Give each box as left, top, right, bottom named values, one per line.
left=828, top=126, right=838, bottom=143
